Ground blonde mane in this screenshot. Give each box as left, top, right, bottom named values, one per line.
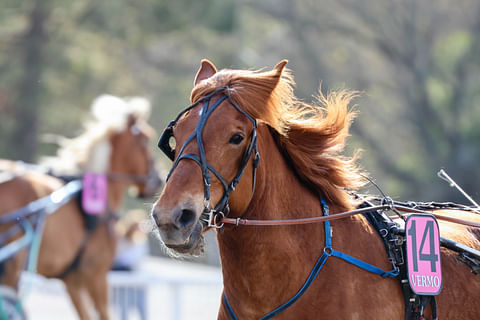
left=191, top=65, right=366, bottom=210
left=42, top=95, right=151, bottom=176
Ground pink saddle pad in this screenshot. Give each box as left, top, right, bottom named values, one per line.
left=82, top=172, right=107, bottom=215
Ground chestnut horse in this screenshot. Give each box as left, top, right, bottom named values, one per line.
left=0, top=95, right=163, bottom=319
left=153, top=60, right=480, bottom=319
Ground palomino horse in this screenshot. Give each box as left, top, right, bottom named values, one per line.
left=0, top=95, right=163, bottom=319
left=153, top=60, right=480, bottom=319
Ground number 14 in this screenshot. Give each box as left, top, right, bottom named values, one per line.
left=407, top=220, right=439, bottom=272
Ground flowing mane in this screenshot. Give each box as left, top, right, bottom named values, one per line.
left=191, top=63, right=365, bottom=210
left=41, top=95, right=151, bottom=175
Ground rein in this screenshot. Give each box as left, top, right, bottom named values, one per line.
left=218, top=203, right=480, bottom=228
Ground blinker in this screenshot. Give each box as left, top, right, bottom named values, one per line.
left=158, top=121, right=176, bottom=161
left=157, top=86, right=259, bottom=219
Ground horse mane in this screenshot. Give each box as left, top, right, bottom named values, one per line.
left=191, top=65, right=366, bottom=210
left=41, top=95, right=151, bottom=176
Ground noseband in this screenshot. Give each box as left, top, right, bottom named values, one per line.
left=158, top=86, right=260, bottom=227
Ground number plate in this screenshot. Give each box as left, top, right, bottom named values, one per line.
left=405, top=214, right=442, bottom=295
left=82, top=172, right=107, bottom=215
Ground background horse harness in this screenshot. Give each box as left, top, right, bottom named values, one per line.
left=0, top=177, right=82, bottom=320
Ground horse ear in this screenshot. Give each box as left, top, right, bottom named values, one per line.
left=194, top=59, right=217, bottom=86
left=273, top=60, right=288, bottom=74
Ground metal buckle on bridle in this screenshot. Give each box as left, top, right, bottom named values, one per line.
left=201, top=208, right=225, bottom=229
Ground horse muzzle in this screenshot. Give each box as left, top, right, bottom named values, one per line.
left=152, top=205, right=205, bottom=254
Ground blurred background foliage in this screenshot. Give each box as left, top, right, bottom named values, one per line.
left=1, top=0, right=479, bottom=204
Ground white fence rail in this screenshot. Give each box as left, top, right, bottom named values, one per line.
left=20, top=257, right=223, bottom=320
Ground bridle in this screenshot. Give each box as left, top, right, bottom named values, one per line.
left=158, top=86, right=260, bottom=228
left=107, top=161, right=162, bottom=197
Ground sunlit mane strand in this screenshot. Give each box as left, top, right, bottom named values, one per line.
left=191, top=65, right=366, bottom=210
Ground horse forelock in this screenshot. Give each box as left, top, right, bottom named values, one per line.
left=190, top=66, right=365, bottom=209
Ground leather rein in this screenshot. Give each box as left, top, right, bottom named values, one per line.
left=219, top=202, right=480, bottom=228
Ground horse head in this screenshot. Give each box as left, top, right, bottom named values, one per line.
left=43, top=95, right=164, bottom=201
left=152, top=60, right=287, bottom=255
left=100, top=95, right=164, bottom=199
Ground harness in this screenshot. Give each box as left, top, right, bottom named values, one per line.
left=223, top=199, right=400, bottom=320
left=158, top=86, right=260, bottom=227
left=50, top=175, right=118, bottom=279
left=0, top=162, right=158, bottom=280
left=53, top=207, right=118, bottom=279
left=159, top=89, right=480, bottom=320
left=0, top=180, right=82, bottom=266
left=0, top=180, right=82, bottom=319
left=361, top=202, right=438, bottom=320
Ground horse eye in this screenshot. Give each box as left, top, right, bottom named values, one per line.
left=229, top=133, right=244, bottom=145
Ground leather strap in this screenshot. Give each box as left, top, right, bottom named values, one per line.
left=220, top=204, right=480, bottom=228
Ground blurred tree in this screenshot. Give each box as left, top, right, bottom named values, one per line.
left=1, top=0, right=50, bottom=161
left=241, top=0, right=480, bottom=203
left=0, top=0, right=478, bottom=205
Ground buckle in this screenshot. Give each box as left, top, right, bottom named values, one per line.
left=201, top=209, right=224, bottom=229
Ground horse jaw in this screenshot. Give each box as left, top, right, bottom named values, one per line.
left=156, top=221, right=206, bottom=257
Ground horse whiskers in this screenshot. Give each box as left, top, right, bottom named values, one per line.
left=151, top=226, right=206, bottom=258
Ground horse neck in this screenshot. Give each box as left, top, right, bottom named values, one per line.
left=217, top=124, right=329, bottom=313
left=217, top=124, right=390, bottom=317
left=106, top=180, right=127, bottom=212
left=106, top=152, right=129, bottom=212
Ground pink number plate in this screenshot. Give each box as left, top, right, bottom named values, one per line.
left=82, top=172, right=107, bottom=215
left=405, top=214, right=442, bottom=295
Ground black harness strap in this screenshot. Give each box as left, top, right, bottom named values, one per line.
left=54, top=209, right=118, bottom=280
left=158, top=86, right=260, bottom=225
left=361, top=203, right=438, bottom=320
left=55, top=232, right=91, bottom=279
left=54, top=185, right=107, bottom=279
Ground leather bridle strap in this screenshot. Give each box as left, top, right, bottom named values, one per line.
left=159, top=86, right=260, bottom=226
left=220, top=204, right=480, bottom=228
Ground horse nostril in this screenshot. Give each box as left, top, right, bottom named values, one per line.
left=178, top=209, right=196, bottom=227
